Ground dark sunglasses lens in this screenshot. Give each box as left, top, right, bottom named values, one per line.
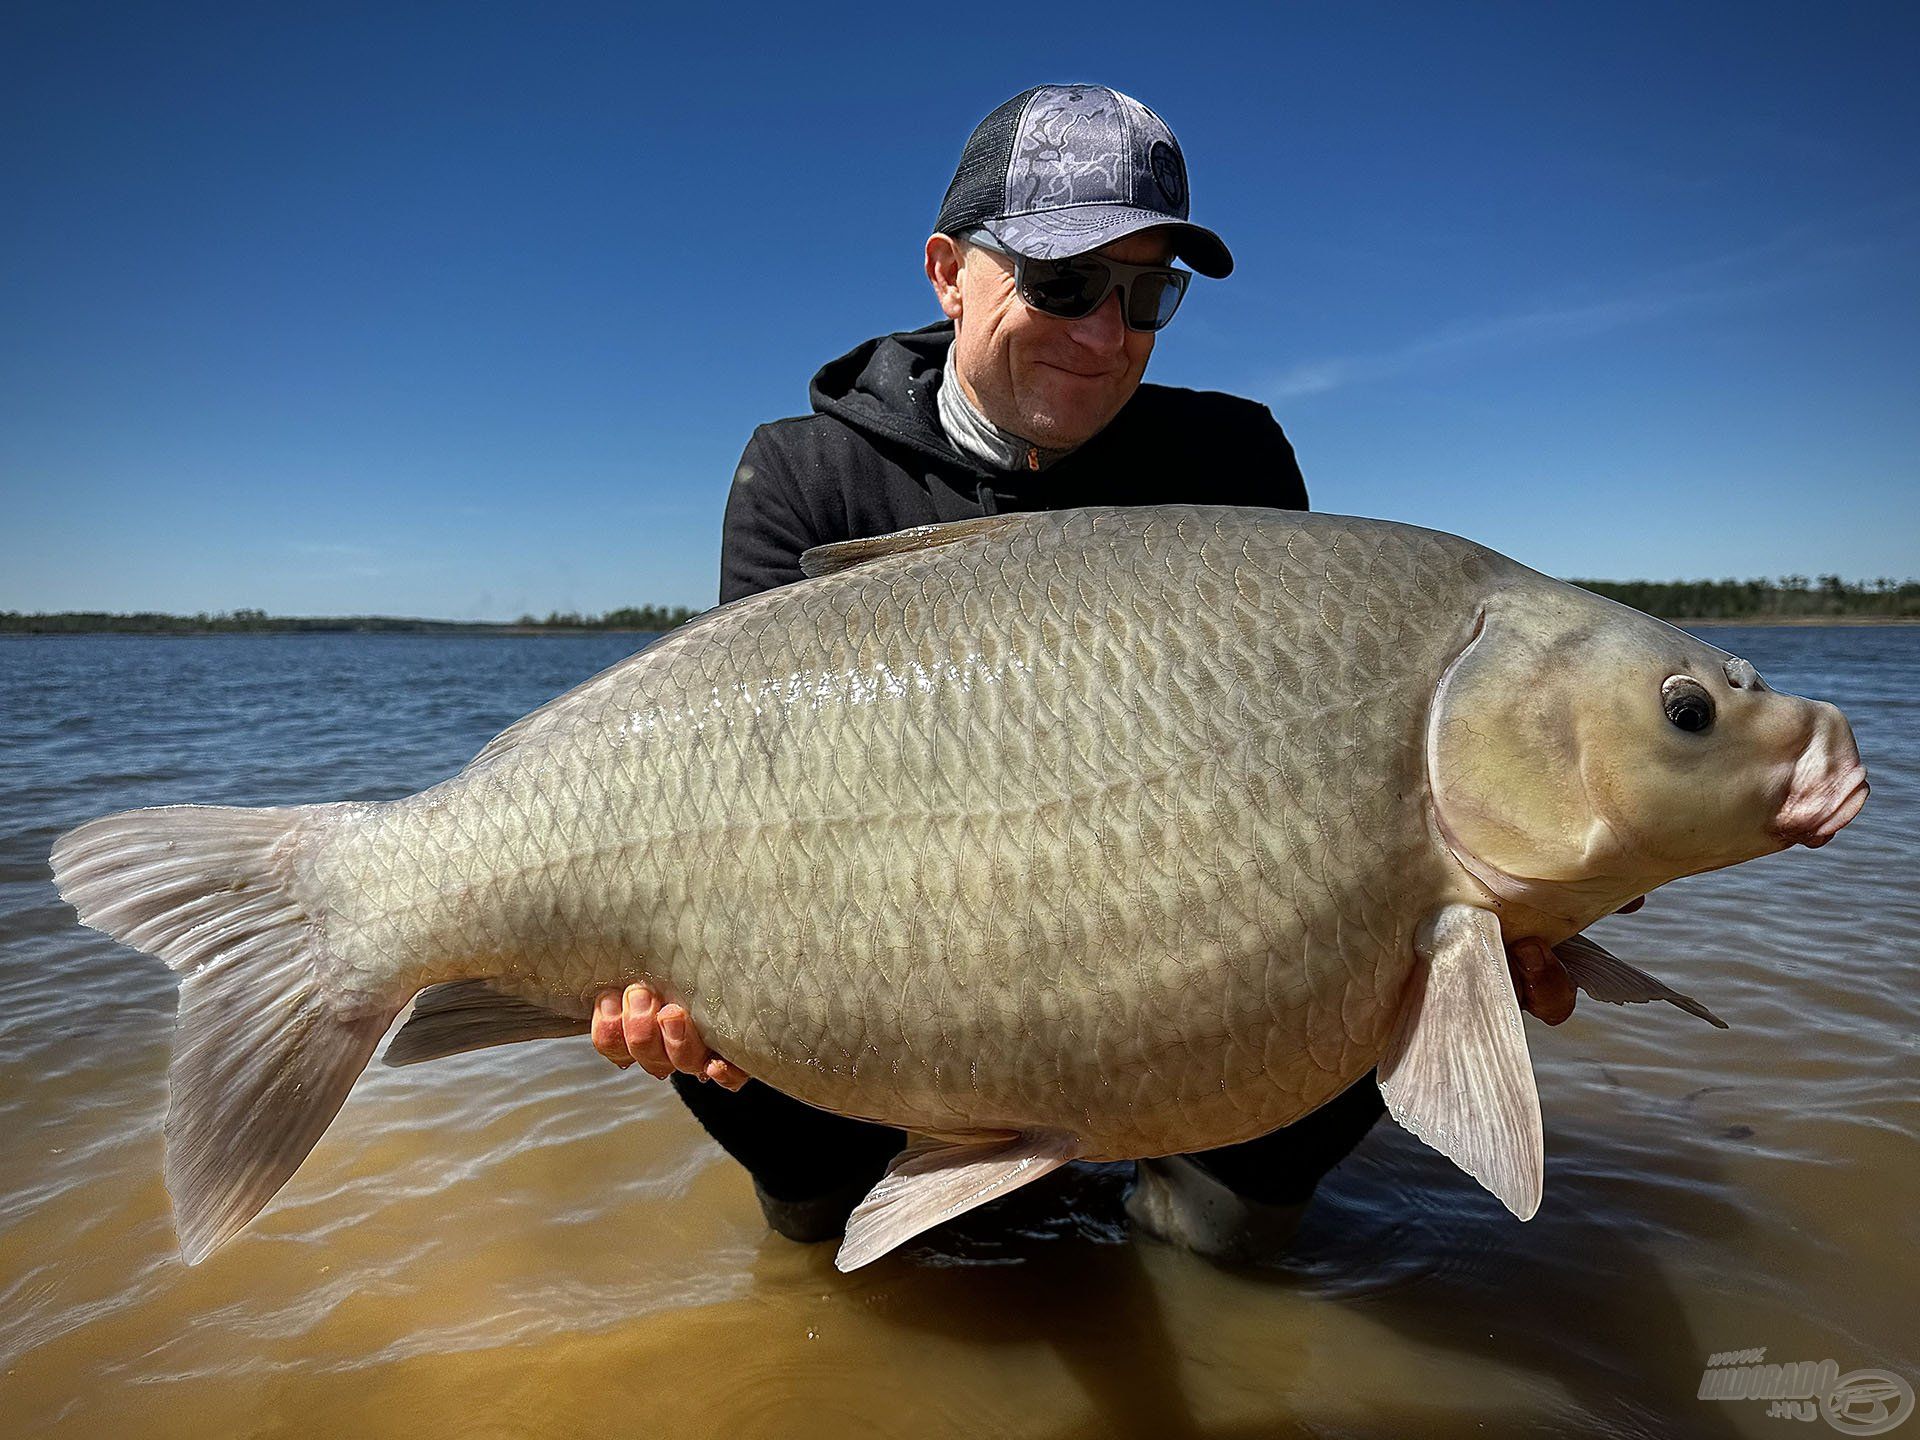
left=1018, top=257, right=1108, bottom=318
left=1126, top=269, right=1189, bottom=331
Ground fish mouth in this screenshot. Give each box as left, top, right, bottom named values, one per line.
left=1772, top=764, right=1869, bottom=848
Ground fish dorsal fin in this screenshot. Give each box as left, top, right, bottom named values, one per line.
left=383, top=981, right=589, bottom=1066
left=1379, top=903, right=1544, bottom=1220
left=470, top=517, right=1023, bottom=773
left=800, top=514, right=1028, bottom=579
left=1553, top=933, right=1728, bottom=1029
left=835, top=1130, right=1079, bottom=1271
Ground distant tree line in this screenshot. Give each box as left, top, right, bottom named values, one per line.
left=0, top=605, right=701, bottom=635
left=4, top=581, right=1915, bottom=634
left=509, top=605, right=701, bottom=631
left=1570, top=575, right=1920, bottom=620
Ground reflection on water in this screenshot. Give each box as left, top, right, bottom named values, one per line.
left=1, top=629, right=1914, bottom=1438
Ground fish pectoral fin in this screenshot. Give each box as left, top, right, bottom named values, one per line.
left=1379, top=903, right=1544, bottom=1221
left=834, top=1131, right=1079, bottom=1272
left=799, top=514, right=1029, bottom=579
left=383, top=981, right=589, bottom=1066
left=1553, top=933, right=1728, bottom=1029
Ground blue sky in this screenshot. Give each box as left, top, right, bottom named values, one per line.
left=2, top=2, right=1915, bottom=618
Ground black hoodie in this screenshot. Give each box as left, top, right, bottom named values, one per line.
left=719, top=321, right=1308, bottom=603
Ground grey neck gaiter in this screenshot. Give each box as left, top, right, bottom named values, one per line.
left=937, top=343, right=1075, bottom=474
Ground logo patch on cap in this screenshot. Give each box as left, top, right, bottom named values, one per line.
left=1148, top=140, right=1187, bottom=213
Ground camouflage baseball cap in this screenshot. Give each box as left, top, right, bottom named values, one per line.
left=934, top=84, right=1233, bottom=279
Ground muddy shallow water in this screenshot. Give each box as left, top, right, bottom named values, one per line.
left=1, top=628, right=1913, bottom=1439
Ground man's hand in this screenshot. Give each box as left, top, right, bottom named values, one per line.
left=1509, top=938, right=1576, bottom=1025
left=1507, top=896, right=1644, bottom=1025
left=591, top=986, right=750, bottom=1090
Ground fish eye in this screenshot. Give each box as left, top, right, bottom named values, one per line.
left=1662, top=675, right=1716, bottom=734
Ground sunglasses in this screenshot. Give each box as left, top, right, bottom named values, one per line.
left=963, top=228, right=1191, bottom=333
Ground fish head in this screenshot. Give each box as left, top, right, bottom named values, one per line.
left=1428, top=583, right=1869, bottom=918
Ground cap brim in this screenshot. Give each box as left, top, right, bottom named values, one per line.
left=983, top=207, right=1233, bottom=279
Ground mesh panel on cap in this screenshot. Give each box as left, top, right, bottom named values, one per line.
left=934, top=88, right=1040, bottom=235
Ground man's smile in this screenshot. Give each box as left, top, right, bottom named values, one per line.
left=1033, top=358, right=1120, bottom=379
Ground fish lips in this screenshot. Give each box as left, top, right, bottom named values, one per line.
left=1772, top=762, right=1870, bottom=849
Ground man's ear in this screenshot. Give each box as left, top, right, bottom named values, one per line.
left=925, top=233, right=965, bottom=320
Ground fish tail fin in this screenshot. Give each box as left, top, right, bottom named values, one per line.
left=51, top=803, right=401, bottom=1264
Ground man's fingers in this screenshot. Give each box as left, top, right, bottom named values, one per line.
left=659, top=1004, right=712, bottom=1077
left=592, top=985, right=750, bottom=1088
left=659, top=1003, right=749, bottom=1087
left=591, top=990, right=633, bottom=1067
left=1510, top=938, right=1577, bottom=1026
left=621, top=985, right=673, bottom=1078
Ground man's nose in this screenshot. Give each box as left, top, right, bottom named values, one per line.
left=1064, top=290, right=1127, bottom=351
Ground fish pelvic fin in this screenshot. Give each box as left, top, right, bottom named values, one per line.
left=51, top=803, right=403, bottom=1265
left=384, top=981, right=589, bottom=1065
left=834, top=1131, right=1079, bottom=1272
left=1553, top=933, right=1728, bottom=1029
left=1379, top=903, right=1545, bottom=1221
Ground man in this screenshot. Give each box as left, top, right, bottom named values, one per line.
left=591, top=85, right=1581, bottom=1258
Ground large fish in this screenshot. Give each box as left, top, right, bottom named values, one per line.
left=51, top=507, right=1868, bottom=1271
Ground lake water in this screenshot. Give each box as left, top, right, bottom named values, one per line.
left=1, top=629, right=1914, bottom=1439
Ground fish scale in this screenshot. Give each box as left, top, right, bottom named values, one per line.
left=59, top=503, right=1863, bottom=1266
left=310, top=507, right=1475, bottom=1157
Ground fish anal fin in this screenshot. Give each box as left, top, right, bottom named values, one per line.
left=1379, top=903, right=1544, bottom=1220
left=800, top=515, right=1028, bottom=579
left=1554, top=933, right=1728, bottom=1029
left=383, top=981, right=589, bottom=1066
left=834, top=1131, right=1078, bottom=1271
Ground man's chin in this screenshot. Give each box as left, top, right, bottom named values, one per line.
left=1020, top=389, right=1126, bottom=449
left=1021, top=415, right=1106, bottom=449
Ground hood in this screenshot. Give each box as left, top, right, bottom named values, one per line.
left=808, top=322, right=971, bottom=468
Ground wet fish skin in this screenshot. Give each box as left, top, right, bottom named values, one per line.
left=51, top=505, right=1865, bottom=1265
left=317, top=508, right=1485, bottom=1154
